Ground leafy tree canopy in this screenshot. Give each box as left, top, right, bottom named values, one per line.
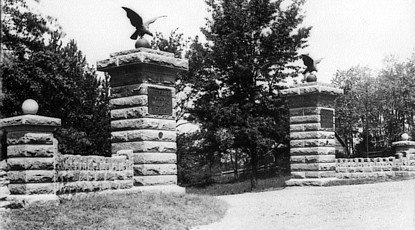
left=1, top=0, right=111, bottom=156
left=185, top=0, right=311, bottom=188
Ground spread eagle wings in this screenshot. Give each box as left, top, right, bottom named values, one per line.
left=144, top=15, right=167, bottom=27
left=122, top=7, right=143, bottom=28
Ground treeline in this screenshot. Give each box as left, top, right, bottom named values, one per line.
left=333, top=54, right=415, bottom=157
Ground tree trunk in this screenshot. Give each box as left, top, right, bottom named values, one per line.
left=250, top=151, right=258, bottom=190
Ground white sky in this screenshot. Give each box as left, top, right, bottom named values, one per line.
left=38, top=0, right=415, bottom=83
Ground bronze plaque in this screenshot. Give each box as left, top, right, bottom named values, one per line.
left=320, top=109, right=334, bottom=129
left=148, top=87, right=172, bottom=115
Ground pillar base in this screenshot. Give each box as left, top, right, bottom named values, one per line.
left=285, top=178, right=343, bottom=186
left=6, top=194, right=59, bottom=207
left=96, top=184, right=185, bottom=195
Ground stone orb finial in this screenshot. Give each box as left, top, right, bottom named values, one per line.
left=22, top=99, right=39, bottom=115
left=306, top=72, right=317, bottom=82
left=135, top=38, right=151, bottom=48
left=401, top=133, right=410, bottom=141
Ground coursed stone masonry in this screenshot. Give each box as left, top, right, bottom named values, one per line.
left=55, top=152, right=134, bottom=194
left=335, top=154, right=415, bottom=180
left=97, top=48, right=188, bottom=188
left=281, top=82, right=343, bottom=186
left=0, top=115, right=60, bottom=195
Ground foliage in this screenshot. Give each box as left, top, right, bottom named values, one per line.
left=333, top=54, right=415, bottom=156
left=151, top=28, right=186, bottom=58
left=0, top=0, right=111, bottom=156
left=2, top=192, right=227, bottom=230
left=186, top=0, right=310, bottom=188
left=187, top=174, right=289, bottom=196
left=177, top=131, right=224, bottom=186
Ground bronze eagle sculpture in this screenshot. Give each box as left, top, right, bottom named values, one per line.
left=122, top=7, right=166, bottom=40
left=301, top=54, right=323, bottom=75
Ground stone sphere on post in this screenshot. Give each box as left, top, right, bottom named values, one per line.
left=306, top=72, right=317, bottom=82
left=135, top=38, right=151, bottom=48
left=22, top=99, right=39, bottom=115
left=401, top=133, right=410, bottom=141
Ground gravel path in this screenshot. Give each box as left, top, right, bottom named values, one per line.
left=194, top=180, right=415, bottom=230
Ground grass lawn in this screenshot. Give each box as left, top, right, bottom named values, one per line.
left=2, top=192, right=227, bottom=230
left=186, top=175, right=290, bottom=196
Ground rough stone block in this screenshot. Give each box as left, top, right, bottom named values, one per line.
left=111, top=118, right=175, bottom=131
left=7, top=158, right=54, bottom=170
left=289, top=108, right=320, bottom=117
left=111, top=130, right=176, bottom=143
left=305, top=155, right=335, bottom=163
left=318, top=163, right=336, bottom=171
left=290, top=131, right=335, bottom=140
left=0, top=115, right=61, bottom=130
left=305, top=171, right=336, bottom=178
left=112, top=141, right=176, bottom=154
left=110, top=83, right=176, bottom=99
left=396, top=171, right=410, bottom=177
left=290, top=115, right=319, bottom=124
left=290, top=147, right=335, bottom=156
left=110, top=95, right=148, bottom=109
left=8, top=170, right=55, bottom=183
left=134, top=175, right=177, bottom=186
left=8, top=183, right=55, bottom=195
left=290, top=124, right=305, bottom=132
left=133, top=153, right=177, bottom=164
left=290, top=156, right=305, bottom=163
left=118, top=180, right=133, bottom=189
left=336, top=167, right=347, bottom=173
left=0, top=160, right=8, bottom=171
left=304, top=139, right=335, bottom=147
left=290, top=140, right=304, bottom=148
left=7, top=132, right=53, bottom=145
left=291, top=172, right=305, bottom=179
left=291, top=163, right=319, bottom=171
left=303, top=123, right=322, bottom=131
left=97, top=48, right=188, bottom=72
left=111, top=107, right=148, bottom=120
left=0, top=186, right=10, bottom=197
left=385, top=171, right=396, bottom=178
left=7, top=145, right=55, bottom=157
left=133, top=164, right=177, bottom=176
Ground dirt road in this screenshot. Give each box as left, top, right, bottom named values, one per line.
left=194, top=180, right=415, bottom=230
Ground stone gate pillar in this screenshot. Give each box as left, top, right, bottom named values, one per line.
left=97, top=48, right=188, bottom=190
left=281, top=82, right=343, bottom=186
left=0, top=114, right=61, bottom=195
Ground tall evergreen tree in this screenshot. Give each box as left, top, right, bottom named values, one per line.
left=188, top=0, right=311, bottom=188
left=1, top=0, right=111, bottom=156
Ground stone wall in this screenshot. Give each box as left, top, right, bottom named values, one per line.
left=335, top=154, right=415, bottom=180
left=0, top=160, right=10, bottom=208
left=55, top=151, right=134, bottom=194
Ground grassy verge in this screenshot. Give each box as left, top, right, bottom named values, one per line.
left=187, top=175, right=290, bottom=196
left=2, top=193, right=227, bottom=230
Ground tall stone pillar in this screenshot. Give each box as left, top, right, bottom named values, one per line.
left=97, top=48, right=188, bottom=190
left=0, top=114, right=61, bottom=195
left=281, top=82, right=343, bottom=186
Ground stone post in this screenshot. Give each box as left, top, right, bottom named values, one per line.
left=392, top=139, right=415, bottom=157
left=97, top=48, right=188, bottom=190
left=0, top=114, right=61, bottom=195
left=281, top=82, right=343, bottom=186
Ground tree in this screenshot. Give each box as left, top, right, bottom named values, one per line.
left=333, top=54, right=415, bottom=157
left=188, top=0, right=311, bottom=189
left=1, top=0, right=111, bottom=156
left=332, top=66, right=379, bottom=156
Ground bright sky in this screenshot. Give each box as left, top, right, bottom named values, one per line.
left=38, top=0, right=415, bottom=83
